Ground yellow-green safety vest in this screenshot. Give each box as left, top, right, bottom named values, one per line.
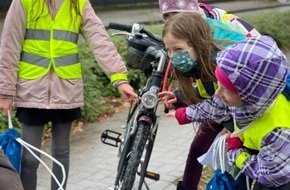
left=196, top=79, right=218, bottom=99
left=240, top=94, right=290, bottom=150
left=19, top=0, right=86, bottom=80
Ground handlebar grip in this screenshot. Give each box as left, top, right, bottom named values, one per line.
left=108, top=22, right=133, bottom=33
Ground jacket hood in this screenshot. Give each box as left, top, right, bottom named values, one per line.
left=216, top=35, right=289, bottom=128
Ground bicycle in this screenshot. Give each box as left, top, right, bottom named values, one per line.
left=101, top=22, right=172, bottom=190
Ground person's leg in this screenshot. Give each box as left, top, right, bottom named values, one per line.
left=182, top=122, right=223, bottom=190
left=0, top=150, right=24, bottom=190
left=20, top=123, right=44, bottom=190
left=50, top=121, right=72, bottom=190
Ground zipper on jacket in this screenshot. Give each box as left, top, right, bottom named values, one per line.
left=47, top=69, right=53, bottom=109
left=47, top=27, right=54, bottom=109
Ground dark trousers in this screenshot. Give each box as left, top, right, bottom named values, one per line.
left=20, top=122, right=72, bottom=190
left=0, top=150, right=24, bottom=190
left=182, top=122, right=224, bottom=190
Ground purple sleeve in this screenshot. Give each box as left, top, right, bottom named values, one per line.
left=80, top=0, right=128, bottom=77
left=185, top=96, right=230, bottom=123
left=228, top=129, right=290, bottom=187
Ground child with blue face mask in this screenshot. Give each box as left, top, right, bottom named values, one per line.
left=159, top=1, right=261, bottom=190
left=170, top=48, right=198, bottom=73
left=160, top=12, right=246, bottom=112
left=159, top=12, right=248, bottom=190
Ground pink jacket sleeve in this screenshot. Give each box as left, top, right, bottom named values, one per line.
left=0, top=0, right=26, bottom=98
left=175, top=107, right=191, bottom=125
left=80, top=1, right=128, bottom=78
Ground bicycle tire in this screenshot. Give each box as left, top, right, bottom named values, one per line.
left=120, top=122, right=150, bottom=190
left=114, top=105, right=140, bottom=189
left=115, top=113, right=136, bottom=188
left=114, top=134, right=133, bottom=187
left=137, top=123, right=158, bottom=190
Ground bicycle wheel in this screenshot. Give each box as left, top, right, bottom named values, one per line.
left=114, top=111, right=137, bottom=188
left=137, top=123, right=158, bottom=190
left=114, top=133, right=133, bottom=188
left=120, top=122, right=151, bottom=190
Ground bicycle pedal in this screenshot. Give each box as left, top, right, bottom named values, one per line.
left=145, top=171, right=160, bottom=181
left=101, top=130, right=122, bottom=147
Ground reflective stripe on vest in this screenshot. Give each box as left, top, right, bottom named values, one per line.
left=25, top=29, right=79, bottom=44
left=21, top=52, right=50, bottom=68
left=239, top=94, right=290, bottom=150
left=19, top=52, right=81, bottom=79
left=110, top=73, right=128, bottom=83
left=21, top=52, right=79, bottom=68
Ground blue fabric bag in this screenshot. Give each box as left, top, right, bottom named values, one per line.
left=0, top=113, right=22, bottom=173
left=206, top=169, right=240, bottom=190
left=205, top=135, right=240, bottom=190
left=282, top=72, right=290, bottom=99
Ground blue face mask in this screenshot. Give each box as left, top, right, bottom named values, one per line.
left=170, top=49, right=198, bottom=73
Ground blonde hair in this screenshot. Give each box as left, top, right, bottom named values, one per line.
left=162, top=12, right=228, bottom=104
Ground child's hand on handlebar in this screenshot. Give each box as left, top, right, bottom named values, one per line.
left=158, top=91, right=177, bottom=110
left=117, top=83, right=138, bottom=102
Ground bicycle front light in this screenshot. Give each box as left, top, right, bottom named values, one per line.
left=141, top=92, right=158, bottom=109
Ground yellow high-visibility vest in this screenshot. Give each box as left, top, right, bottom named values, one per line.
left=196, top=79, right=218, bottom=99
left=240, top=94, right=290, bottom=150
left=19, top=0, right=86, bottom=79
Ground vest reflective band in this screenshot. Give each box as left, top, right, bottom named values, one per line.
left=239, top=94, right=290, bottom=150
left=196, top=79, right=218, bottom=99
left=20, top=51, right=81, bottom=79
left=25, top=29, right=79, bottom=43
left=19, top=0, right=86, bottom=80
left=235, top=151, right=250, bottom=169
left=110, top=73, right=128, bottom=83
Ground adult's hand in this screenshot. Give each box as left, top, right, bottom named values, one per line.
left=0, top=98, right=13, bottom=116
left=117, top=83, right=138, bottom=102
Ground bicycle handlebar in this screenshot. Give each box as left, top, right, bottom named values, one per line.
left=108, top=22, right=164, bottom=45
left=108, top=22, right=133, bottom=33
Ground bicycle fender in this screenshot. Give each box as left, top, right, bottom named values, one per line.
left=138, top=115, right=153, bottom=125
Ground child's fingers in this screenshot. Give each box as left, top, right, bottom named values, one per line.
left=167, top=98, right=177, bottom=105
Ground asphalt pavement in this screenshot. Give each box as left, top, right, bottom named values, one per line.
left=0, top=0, right=289, bottom=190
